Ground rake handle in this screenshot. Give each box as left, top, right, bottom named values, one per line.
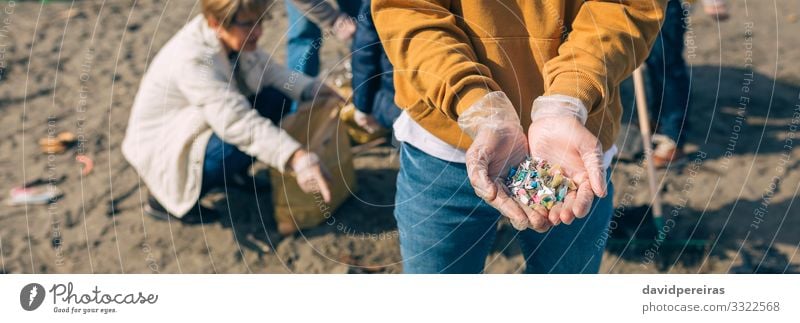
left=632, top=67, right=664, bottom=221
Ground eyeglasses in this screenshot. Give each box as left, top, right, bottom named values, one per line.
left=229, top=17, right=263, bottom=30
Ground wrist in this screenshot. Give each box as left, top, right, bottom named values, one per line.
left=289, top=149, right=320, bottom=172
left=287, top=149, right=304, bottom=171
left=530, top=95, right=589, bottom=125
left=457, top=91, right=521, bottom=139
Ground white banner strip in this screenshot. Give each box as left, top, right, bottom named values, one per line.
left=1, top=275, right=797, bottom=322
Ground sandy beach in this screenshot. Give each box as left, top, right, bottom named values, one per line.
left=0, top=0, right=798, bottom=274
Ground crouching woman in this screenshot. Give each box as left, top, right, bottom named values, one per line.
left=122, top=0, right=336, bottom=224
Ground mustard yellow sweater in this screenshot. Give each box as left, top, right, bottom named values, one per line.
left=373, top=0, right=666, bottom=151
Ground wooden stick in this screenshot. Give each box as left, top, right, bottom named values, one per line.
left=632, top=67, right=664, bottom=221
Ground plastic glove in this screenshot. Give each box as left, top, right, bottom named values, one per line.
left=527, top=95, right=607, bottom=226
left=333, top=14, right=356, bottom=41
left=353, top=109, right=381, bottom=134
left=289, top=150, right=332, bottom=203
left=458, top=91, right=551, bottom=232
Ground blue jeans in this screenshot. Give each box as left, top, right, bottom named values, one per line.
left=372, top=90, right=401, bottom=129
left=394, top=143, right=614, bottom=274
left=620, top=0, right=690, bottom=147
left=285, top=0, right=361, bottom=113
left=285, top=0, right=361, bottom=112
left=284, top=0, right=362, bottom=77
left=201, top=87, right=292, bottom=195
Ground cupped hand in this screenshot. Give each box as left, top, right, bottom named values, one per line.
left=527, top=115, right=606, bottom=226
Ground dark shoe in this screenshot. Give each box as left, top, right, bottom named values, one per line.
left=145, top=194, right=220, bottom=225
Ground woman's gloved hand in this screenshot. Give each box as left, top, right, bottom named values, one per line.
left=458, top=91, right=550, bottom=232
left=333, top=13, right=357, bottom=41
left=353, top=109, right=381, bottom=134
left=288, top=149, right=332, bottom=203
left=527, top=95, right=607, bottom=227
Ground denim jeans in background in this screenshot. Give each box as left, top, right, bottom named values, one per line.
left=201, top=87, right=292, bottom=195
left=394, top=143, right=614, bottom=274
left=350, top=0, right=401, bottom=128
left=370, top=89, right=401, bottom=129
left=620, top=0, right=690, bottom=148
left=284, top=0, right=362, bottom=76
left=284, top=0, right=361, bottom=113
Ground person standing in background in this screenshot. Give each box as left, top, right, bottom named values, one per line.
left=641, top=0, right=694, bottom=167
left=284, top=0, right=360, bottom=75
left=349, top=0, right=400, bottom=134
left=284, top=0, right=360, bottom=113
left=621, top=0, right=730, bottom=167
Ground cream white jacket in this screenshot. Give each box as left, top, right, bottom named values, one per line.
left=122, top=15, right=314, bottom=217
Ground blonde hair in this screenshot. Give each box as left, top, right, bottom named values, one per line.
left=201, top=0, right=272, bottom=27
